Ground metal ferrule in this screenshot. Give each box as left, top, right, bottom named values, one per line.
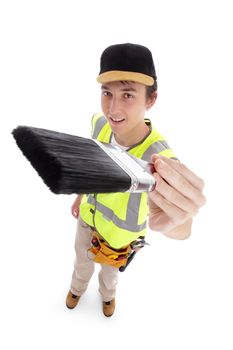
left=94, top=140, right=156, bottom=193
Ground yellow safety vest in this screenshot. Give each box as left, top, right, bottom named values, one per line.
left=80, top=113, right=176, bottom=249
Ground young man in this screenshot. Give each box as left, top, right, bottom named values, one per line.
left=66, top=43, right=206, bottom=317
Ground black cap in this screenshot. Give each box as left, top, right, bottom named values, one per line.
left=97, top=43, right=157, bottom=86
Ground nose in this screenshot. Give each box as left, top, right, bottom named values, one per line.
left=109, top=96, right=120, bottom=115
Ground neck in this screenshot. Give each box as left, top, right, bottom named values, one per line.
left=114, top=122, right=150, bottom=147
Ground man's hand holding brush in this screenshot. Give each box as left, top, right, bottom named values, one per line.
left=148, top=155, right=206, bottom=239
left=12, top=125, right=206, bottom=238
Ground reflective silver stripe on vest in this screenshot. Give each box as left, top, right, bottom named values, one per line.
left=92, top=116, right=107, bottom=139
left=87, top=194, right=147, bottom=232
left=141, top=140, right=170, bottom=161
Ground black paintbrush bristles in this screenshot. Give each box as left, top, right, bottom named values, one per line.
left=12, top=126, right=132, bottom=194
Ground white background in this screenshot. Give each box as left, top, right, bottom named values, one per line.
left=1, top=1, right=233, bottom=349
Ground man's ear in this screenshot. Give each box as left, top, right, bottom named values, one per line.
left=146, top=91, right=157, bottom=110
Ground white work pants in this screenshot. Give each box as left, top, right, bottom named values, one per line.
left=70, top=218, right=119, bottom=302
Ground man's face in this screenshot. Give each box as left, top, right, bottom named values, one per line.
left=101, top=81, right=154, bottom=138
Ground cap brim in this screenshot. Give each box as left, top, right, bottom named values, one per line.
left=96, top=70, right=154, bottom=86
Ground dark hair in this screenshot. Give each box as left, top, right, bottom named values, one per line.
left=146, top=81, right=157, bottom=99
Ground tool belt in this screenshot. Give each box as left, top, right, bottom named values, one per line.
left=88, top=231, right=148, bottom=269
left=88, top=231, right=132, bottom=269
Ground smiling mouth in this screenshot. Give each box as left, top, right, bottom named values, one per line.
left=110, top=117, right=125, bottom=123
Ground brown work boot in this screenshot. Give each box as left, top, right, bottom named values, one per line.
left=103, top=299, right=115, bottom=317
left=66, top=290, right=81, bottom=309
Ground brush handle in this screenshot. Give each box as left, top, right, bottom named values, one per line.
left=94, top=140, right=156, bottom=193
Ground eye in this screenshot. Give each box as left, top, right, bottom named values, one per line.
left=123, top=93, right=134, bottom=99
left=102, top=91, right=112, bottom=97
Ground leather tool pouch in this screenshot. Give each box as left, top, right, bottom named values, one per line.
left=88, top=232, right=131, bottom=268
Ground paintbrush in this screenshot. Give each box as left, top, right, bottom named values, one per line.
left=12, top=126, right=156, bottom=194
